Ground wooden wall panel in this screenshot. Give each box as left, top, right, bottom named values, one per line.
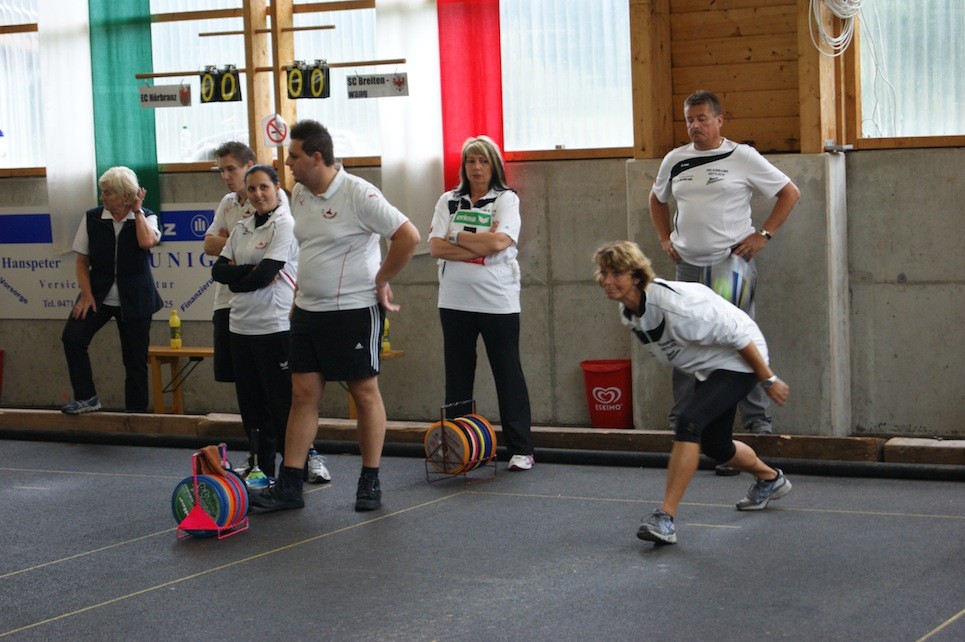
left=670, top=0, right=786, bottom=12
left=674, top=118, right=800, bottom=152
left=673, top=61, right=798, bottom=93
left=670, top=6, right=796, bottom=40
left=671, top=89, right=799, bottom=119
left=632, top=0, right=833, bottom=155
left=671, top=34, right=796, bottom=67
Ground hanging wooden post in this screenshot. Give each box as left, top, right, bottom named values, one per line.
left=269, top=0, right=296, bottom=189
left=243, top=0, right=274, bottom=165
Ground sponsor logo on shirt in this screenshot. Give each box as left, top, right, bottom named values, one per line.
left=323, top=208, right=336, bottom=219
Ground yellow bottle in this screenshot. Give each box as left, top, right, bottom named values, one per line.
left=169, top=309, right=182, bottom=349
left=381, top=316, right=390, bottom=353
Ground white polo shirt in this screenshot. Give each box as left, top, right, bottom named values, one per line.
left=73, top=209, right=161, bottom=307
left=651, top=139, right=790, bottom=266
left=428, top=188, right=522, bottom=314
left=620, top=279, right=769, bottom=381
left=290, top=166, right=409, bottom=312
left=205, top=190, right=290, bottom=311
left=219, top=205, right=298, bottom=335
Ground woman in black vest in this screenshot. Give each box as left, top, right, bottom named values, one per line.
left=61, top=166, right=163, bottom=413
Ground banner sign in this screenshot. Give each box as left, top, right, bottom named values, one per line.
left=139, top=84, right=191, bottom=108
left=0, top=205, right=218, bottom=321
left=200, top=65, right=242, bottom=103
left=347, top=73, right=409, bottom=99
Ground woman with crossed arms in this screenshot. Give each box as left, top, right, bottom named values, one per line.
left=428, top=136, right=534, bottom=471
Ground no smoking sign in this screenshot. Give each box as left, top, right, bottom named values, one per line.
left=261, top=113, right=290, bottom=148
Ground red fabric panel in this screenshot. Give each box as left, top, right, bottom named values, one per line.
left=436, top=0, right=504, bottom=190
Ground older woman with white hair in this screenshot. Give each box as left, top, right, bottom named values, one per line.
left=428, top=135, right=534, bottom=471
left=61, top=166, right=162, bottom=414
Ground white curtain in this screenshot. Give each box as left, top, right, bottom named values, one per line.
left=377, top=0, right=443, bottom=255
left=39, top=0, right=97, bottom=252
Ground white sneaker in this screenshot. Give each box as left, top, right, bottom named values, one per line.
left=307, top=451, right=331, bottom=484
left=507, top=454, right=534, bottom=471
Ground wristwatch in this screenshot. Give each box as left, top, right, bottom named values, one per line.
left=762, top=375, right=779, bottom=388
left=448, top=231, right=459, bottom=244
left=758, top=228, right=773, bottom=240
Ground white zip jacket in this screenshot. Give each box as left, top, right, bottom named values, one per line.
left=619, top=278, right=768, bottom=381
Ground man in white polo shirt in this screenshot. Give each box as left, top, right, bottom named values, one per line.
left=649, top=90, right=799, bottom=439
left=250, top=120, right=420, bottom=513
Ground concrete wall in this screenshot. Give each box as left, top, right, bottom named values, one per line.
left=846, top=149, right=965, bottom=437
left=0, top=149, right=962, bottom=437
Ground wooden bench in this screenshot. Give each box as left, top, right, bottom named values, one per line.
left=148, top=345, right=214, bottom=415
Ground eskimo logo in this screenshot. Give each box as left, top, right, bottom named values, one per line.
left=592, top=386, right=623, bottom=409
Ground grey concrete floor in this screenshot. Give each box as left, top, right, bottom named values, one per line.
left=1, top=439, right=963, bottom=641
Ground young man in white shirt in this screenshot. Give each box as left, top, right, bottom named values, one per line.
left=250, top=120, right=420, bottom=513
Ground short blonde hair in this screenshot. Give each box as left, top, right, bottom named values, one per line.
left=98, top=166, right=140, bottom=199
left=592, top=241, right=656, bottom=288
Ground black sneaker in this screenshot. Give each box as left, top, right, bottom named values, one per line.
left=355, top=475, right=381, bottom=512
left=250, top=473, right=304, bottom=512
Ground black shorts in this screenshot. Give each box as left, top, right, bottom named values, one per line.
left=289, top=304, right=384, bottom=382
left=212, top=308, right=235, bottom=382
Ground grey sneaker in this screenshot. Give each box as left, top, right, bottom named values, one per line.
left=61, top=395, right=101, bottom=415
left=736, top=469, right=792, bottom=511
left=637, top=509, right=676, bottom=544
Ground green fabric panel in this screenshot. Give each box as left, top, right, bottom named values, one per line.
left=88, top=0, right=160, bottom=216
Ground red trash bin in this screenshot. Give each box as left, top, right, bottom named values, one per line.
left=579, top=359, right=633, bottom=428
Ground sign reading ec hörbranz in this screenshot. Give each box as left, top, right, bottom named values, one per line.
left=139, top=84, right=191, bottom=108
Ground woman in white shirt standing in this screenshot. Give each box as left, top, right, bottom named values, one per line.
left=428, top=136, right=534, bottom=471
left=212, top=165, right=297, bottom=480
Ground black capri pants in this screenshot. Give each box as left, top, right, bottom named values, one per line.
left=673, top=369, right=759, bottom=463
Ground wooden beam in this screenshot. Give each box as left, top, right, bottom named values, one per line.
left=797, top=0, right=836, bottom=153
left=503, top=147, right=633, bottom=162
left=0, top=23, right=38, bottom=35
left=855, top=135, right=965, bottom=150
left=294, top=1, right=376, bottom=13
left=841, top=16, right=861, bottom=145
left=270, top=0, right=297, bottom=190
left=151, top=9, right=244, bottom=23
left=243, top=0, right=274, bottom=166
left=630, top=0, right=673, bottom=160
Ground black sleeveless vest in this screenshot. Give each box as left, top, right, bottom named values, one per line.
left=84, top=207, right=163, bottom=320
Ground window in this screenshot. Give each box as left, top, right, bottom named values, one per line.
left=149, top=0, right=381, bottom=163
left=500, top=0, right=632, bottom=152
left=859, top=0, right=964, bottom=137
left=0, top=0, right=42, bottom=168
left=150, top=1, right=251, bottom=163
